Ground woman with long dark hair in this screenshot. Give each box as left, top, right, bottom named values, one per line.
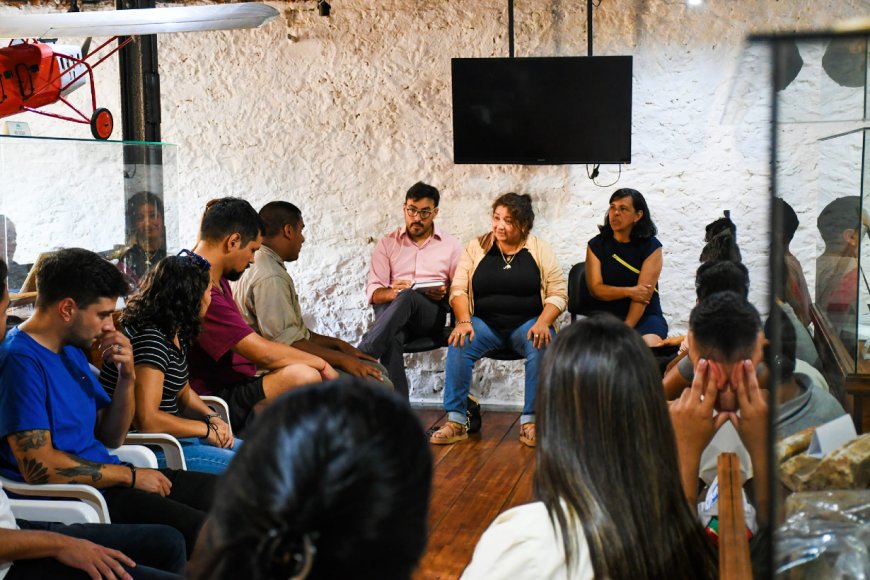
left=100, top=253, right=237, bottom=474
left=584, top=188, right=667, bottom=345
left=462, top=315, right=717, bottom=579
left=187, top=378, right=432, bottom=580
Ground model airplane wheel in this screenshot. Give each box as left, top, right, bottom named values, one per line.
left=90, top=108, right=113, bottom=140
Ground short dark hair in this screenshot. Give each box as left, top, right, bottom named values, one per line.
left=817, top=196, right=860, bottom=249
left=764, top=305, right=796, bottom=382
left=689, top=291, right=762, bottom=362
left=121, top=255, right=210, bottom=343
left=493, top=192, right=535, bottom=235
left=36, top=248, right=128, bottom=308
left=405, top=182, right=440, bottom=207
left=774, top=198, right=799, bottom=244
left=188, top=378, right=432, bottom=580
left=598, top=188, right=657, bottom=240
left=259, top=201, right=302, bottom=238
left=199, top=198, right=265, bottom=246
left=695, top=260, right=750, bottom=301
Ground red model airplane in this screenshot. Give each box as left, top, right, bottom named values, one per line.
left=0, top=4, right=278, bottom=139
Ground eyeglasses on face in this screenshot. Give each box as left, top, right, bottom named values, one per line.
left=176, top=249, right=211, bottom=271
left=404, top=205, right=435, bottom=219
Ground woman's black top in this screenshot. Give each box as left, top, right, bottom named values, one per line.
left=472, top=244, right=543, bottom=333
left=586, top=234, right=663, bottom=320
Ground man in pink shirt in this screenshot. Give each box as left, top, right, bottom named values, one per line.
left=359, top=183, right=462, bottom=398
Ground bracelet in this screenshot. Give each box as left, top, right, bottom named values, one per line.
left=456, top=320, right=472, bottom=325
left=128, top=464, right=137, bottom=488
left=203, top=419, right=212, bottom=438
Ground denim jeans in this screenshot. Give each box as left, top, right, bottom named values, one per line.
left=153, top=437, right=242, bottom=475
left=13, top=520, right=186, bottom=579
left=443, top=316, right=553, bottom=425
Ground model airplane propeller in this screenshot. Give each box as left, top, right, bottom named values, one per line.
left=0, top=4, right=278, bottom=139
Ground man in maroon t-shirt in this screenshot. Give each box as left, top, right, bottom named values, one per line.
left=188, top=198, right=338, bottom=429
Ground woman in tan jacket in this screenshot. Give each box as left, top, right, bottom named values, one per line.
left=430, top=193, right=567, bottom=447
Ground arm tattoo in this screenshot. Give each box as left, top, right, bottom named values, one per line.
left=56, top=453, right=104, bottom=483
left=20, top=457, right=50, bottom=484
left=12, top=430, right=48, bottom=452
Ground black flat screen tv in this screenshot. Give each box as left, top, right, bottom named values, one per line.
left=451, top=56, right=632, bottom=165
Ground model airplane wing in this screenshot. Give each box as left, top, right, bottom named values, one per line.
left=0, top=4, right=279, bottom=39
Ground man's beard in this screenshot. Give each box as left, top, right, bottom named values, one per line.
left=225, top=269, right=244, bottom=282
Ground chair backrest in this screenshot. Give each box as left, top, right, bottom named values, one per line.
left=567, top=261, right=593, bottom=320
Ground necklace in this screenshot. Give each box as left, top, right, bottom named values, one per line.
left=498, top=245, right=516, bottom=270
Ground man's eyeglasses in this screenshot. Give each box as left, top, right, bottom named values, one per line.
left=404, top=206, right=435, bottom=219
left=177, top=249, right=211, bottom=271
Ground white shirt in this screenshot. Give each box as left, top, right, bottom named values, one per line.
left=461, top=502, right=594, bottom=580
left=0, top=482, right=19, bottom=580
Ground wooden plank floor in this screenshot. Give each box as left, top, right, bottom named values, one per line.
left=413, top=409, right=536, bottom=580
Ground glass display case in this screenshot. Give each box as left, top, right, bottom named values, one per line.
left=752, top=24, right=870, bottom=579
left=0, top=135, right=178, bottom=296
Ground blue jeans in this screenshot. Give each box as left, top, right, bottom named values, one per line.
left=153, top=437, right=241, bottom=475
left=443, top=316, right=553, bottom=425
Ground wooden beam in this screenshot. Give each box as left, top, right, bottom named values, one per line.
left=717, top=452, right=752, bottom=579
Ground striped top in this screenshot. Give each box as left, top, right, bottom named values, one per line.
left=100, top=325, right=188, bottom=415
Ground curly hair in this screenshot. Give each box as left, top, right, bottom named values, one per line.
left=121, top=256, right=210, bottom=343
left=492, top=192, right=535, bottom=236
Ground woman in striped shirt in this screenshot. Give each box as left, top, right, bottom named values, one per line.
left=101, top=253, right=238, bottom=474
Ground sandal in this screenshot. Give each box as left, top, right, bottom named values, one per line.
left=430, top=421, right=468, bottom=445
left=519, top=423, right=536, bottom=447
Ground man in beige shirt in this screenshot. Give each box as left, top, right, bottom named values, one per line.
left=233, top=201, right=392, bottom=387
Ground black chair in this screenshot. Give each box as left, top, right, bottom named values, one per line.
left=567, top=261, right=596, bottom=321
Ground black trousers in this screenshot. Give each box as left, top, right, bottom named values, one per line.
left=11, top=520, right=185, bottom=579
left=102, top=468, right=215, bottom=558
left=358, top=291, right=448, bottom=398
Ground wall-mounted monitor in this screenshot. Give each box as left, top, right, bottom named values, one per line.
left=451, top=56, right=633, bottom=165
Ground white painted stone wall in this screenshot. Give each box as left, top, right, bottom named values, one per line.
left=0, top=0, right=867, bottom=406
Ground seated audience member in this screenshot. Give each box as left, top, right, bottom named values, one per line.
left=663, top=260, right=750, bottom=399
left=815, top=196, right=864, bottom=354
left=676, top=291, right=770, bottom=521
left=188, top=198, right=338, bottom=431
left=1, top=481, right=185, bottom=580
left=234, top=201, right=392, bottom=388
left=188, top=378, right=431, bottom=580
left=100, top=255, right=238, bottom=474
left=430, top=193, right=567, bottom=447
left=0, top=216, right=29, bottom=292
left=117, top=192, right=168, bottom=287
left=766, top=305, right=846, bottom=439
left=358, top=182, right=462, bottom=398
left=462, top=316, right=717, bottom=579
left=0, top=259, right=186, bottom=580
left=0, top=248, right=216, bottom=557
left=699, top=212, right=742, bottom=263
left=584, top=188, right=667, bottom=345
left=776, top=198, right=812, bottom=327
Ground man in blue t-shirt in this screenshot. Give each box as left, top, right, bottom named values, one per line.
left=0, top=248, right=215, bottom=559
